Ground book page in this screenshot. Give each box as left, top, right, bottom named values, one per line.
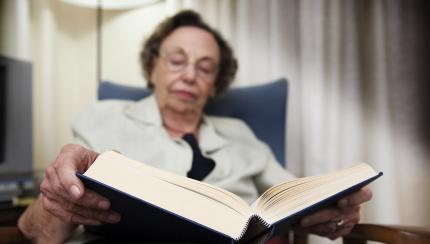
left=84, top=151, right=252, bottom=239
left=252, top=163, right=378, bottom=224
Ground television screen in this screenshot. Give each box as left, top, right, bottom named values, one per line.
left=0, top=55, right=32, bottom=201
left=0, top=64, right=5, bottom=162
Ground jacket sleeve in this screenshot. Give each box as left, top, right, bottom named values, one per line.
left=253, top=142, right=296, bottom=194
left=70, top=104, right=98, bottom=150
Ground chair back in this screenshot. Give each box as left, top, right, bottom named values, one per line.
left=98, top=78, right=288, bottom=165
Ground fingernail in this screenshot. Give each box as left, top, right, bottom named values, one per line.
left=70, top=185, right=81, bottom=198
left=107, top=213, right=121, bottom=223
left=98, top=200, right=110, bottom=209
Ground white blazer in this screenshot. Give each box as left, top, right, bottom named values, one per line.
left=72, top=95, right=295, bottom=203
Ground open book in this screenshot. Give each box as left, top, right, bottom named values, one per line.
left=77, top=151, right=382, bottom=243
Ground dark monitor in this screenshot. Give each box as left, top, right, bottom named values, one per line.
left=0, top=55, right=33, bottom=201
left=0, top=64, right=5, bottom=161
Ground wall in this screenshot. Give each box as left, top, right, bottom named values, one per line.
left=101, top=3, right=167, bottom=86
left=30, top=0, right=98, bottom=171
left=0, top=0, right=31, bottom=61
left=29, top=0, right=167, bottom=171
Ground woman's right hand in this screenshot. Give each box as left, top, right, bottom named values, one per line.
left=18, top=144, right=121, bottom=243
left=40, top=144, right=121, bottom=225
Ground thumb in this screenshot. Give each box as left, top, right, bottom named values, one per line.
left=56, top=144, right=99, bottom=200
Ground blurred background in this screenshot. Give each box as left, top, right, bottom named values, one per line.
left=1, top=0, right=429, bottom=243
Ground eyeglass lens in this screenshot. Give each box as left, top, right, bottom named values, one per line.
left=163, top=48, right=218, bottom=80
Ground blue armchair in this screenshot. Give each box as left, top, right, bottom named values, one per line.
left=98, top=78, right=289, bottom=165
left=98, top=79, right=430, bottom=244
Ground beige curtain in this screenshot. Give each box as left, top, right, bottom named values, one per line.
left=169, top=0, right=430, bottom=242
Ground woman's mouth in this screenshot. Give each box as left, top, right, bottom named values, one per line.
left=173, top=90, right=197, bottom=101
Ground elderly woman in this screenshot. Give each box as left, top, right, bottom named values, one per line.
left=18, top=10, right=371, bottom=243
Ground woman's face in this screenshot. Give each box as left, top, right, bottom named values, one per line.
left=150, top=26, right=220, bottom=114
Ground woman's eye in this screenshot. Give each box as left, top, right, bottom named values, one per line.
left=198, top=63, right=216, bottom=74
left=170, top=59, right=185, bottom=66
left=199, top=67, right=212, bottom=74
left=170, top=56, right=187, bottom=66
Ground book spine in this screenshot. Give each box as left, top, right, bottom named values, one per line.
left=236, top=214, right=270, bottom=243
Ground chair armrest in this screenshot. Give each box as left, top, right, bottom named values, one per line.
left=343, top=223, right=430, bottom=244
left=0, top=226, right=30, bottom=244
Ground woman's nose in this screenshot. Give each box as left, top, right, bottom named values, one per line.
left=182, top=63, right=197, bottom=83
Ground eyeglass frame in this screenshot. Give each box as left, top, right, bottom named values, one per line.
left=158, top=47, right=219, bottom=82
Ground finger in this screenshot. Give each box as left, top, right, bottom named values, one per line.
left=41, top=189, right=64, bottom=205
left=326, top=210, right=359, bottom=239
left=45, top=163, right=75, bottom=201
left=308, top=221, right=337, bottom=236
left=339, top=204, right=360, bottom=215
left=41, top=193, right=100, bottom=225
left=339, top=207, right=361, bottom=226
left=299, top=206, right=360, bottom=238
left=43, top=185, right=111, bottom=211
left=42, top=181, right=112, bottom=220
left=300, top=207, right=341, bottom=227
left=40, top=174, right=69, bottom=205
left=55, top=144, right=99, bottom=200
left=70, top=214, right=102, bottom=226
left=42, top=164, right=63, bottom=195
left=327, top=225, right=354, bottom=240
left=305, top=216, right=356, bottom=239
left=79, top=189, right=111, bottom=210
left=338, top=187, right=372, bottom=208
left=69, top=203, right=121, bottom=224
left=42, top=192, right=119, bottom=225
left=39, top=176, right=52, bottom=196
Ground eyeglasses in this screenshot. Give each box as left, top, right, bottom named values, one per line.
left=160, top=48, right=218, bottom=81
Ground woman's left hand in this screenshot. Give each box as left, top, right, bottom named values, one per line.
left=295, top=187, right=373, bottom=240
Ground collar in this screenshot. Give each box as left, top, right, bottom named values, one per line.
left=199, top=116, right=229, bottom=153
left=123, top=95, right=228, bottom=153
left=124, top=94, right=163, bottom=126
